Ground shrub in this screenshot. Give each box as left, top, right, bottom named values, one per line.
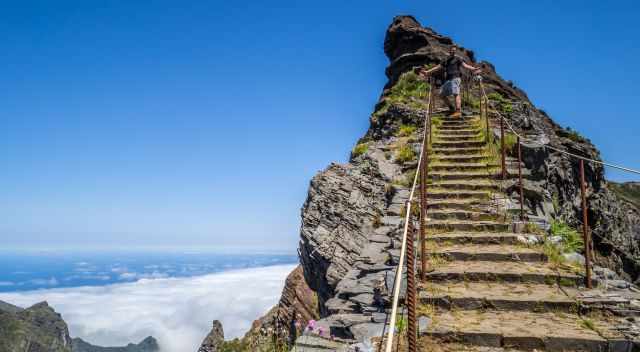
left=550, top=220, right=584, bottom=253
left=566, top=127, right=586, bottom=143
left=375, top=71, right=431, bottom=116
left=397, top=124, right=417, bottom=137
left=487, top=92, right=513, bottom=114
left=352, top=143, right=368, bottom=158
left=395, top=145, right=416, bottom=164
left=503, top=132, right=517, bottom=155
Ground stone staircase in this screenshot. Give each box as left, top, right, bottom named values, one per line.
left=417, top=115, right=633, bottom=351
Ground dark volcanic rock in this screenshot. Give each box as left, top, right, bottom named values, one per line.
left=198, top=320, right=224, bottom=352
left=72, top=336, right=159, bottom=352
left=0, top=301, right=72, bottom=352
left=381, top=15, right=640, bottom=282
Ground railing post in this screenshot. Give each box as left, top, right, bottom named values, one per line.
left=501, top=116, right=506, bottom=180
left=405, top=214, right=417, bottom=352
left=517, top=137, right=524, bottom=221
left=579, top=160, right=593, bottom=289
left=429, top=77, right=434, bottom=143
left=421, top=102, right=431, bottom=283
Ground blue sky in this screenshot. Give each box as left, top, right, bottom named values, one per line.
left=2, top=0, right=639, bottom=250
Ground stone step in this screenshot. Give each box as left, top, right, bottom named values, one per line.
left=436, top=124, right=478, bottom=131
left=426, top=232, right=542, bottom=245
left=432, top=140, right=486, bottom=149
left=424, top=260, right=583, bottom=285
left=426, top=198, right=487, bottom=211
left=428, top=171, right=493, bottom=181
left=429, top=162, right=489, bottom=172
left=426, top=220, right=510, bottom=232
left=428, top=209, right=498, bottom=221
left=435, top=134, right=483, bottom=142
left=428, top=243, right=547, bottom=262
left=426, top=189, right=491, bottom=200
left=430, top=147, right=485, bottom=156
left=437, top=129, right=483, bottom=136
left=432, top=154, right=488, bottom=163
left=427, top=180, right=499, bottom=191
left=440, top=117, right=480, bottom=124
left=419, top=282, right=579, bottom=312
left=421, top=309, right=626, bottom=352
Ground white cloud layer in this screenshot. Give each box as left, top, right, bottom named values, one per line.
left=0, top=264, right=295, bottom=352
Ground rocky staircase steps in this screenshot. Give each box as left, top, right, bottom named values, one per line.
left=428, top=243, right=547, bottom=262
left=420, top=309, right=625, bottom=352
left=423, top=260, right=582, bottom=285
left=426, top=232, right=540, bottom=245
left=419, top=281, right=579, bottom=312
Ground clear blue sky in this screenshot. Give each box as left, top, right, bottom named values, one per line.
left=2, top=1, right=639, bottom=251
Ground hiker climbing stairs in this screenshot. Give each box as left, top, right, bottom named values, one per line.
left=416, top=114, right=628, bottom=351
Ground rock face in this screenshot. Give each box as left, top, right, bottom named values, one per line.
left=198, top=14, right=640, bottom=350
left=383, top=15, right=640, bottom=282
left=228, top=265, right=319, bottom=351
left=197, top=320, right=224, bottom=352
left=0, top=299, right=160, bottom=352
left=0, top=301, right=73, bottom=352
left=294, top=14, right=640, bottom=343
left=71, top=336, right=159, bottom=352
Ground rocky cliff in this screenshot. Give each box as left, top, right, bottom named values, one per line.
left=0, top=300, right=159, bottom=352
left=294, top=14, right=640, bottom=342
left=0, top=301, right=72, bottom=352
left=71, top=337, right=159, bottom=352
left=201, top=14, right=640, bottom=350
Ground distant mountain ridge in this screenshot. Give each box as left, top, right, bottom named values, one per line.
left=610, top=181, right=640, bottom=209
left=0, top=299, right=159, bottom=352
left=72, top=336, right=159, bottom=352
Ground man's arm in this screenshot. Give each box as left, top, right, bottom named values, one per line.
left=417, top=64, right=441, bottom=77
left=462, top=62, right=481, bottom=73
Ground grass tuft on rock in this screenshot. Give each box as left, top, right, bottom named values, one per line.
left=397, top=124, right=417, bottom=137
left=351, top=143, right=369, bottom=158
left=395, top=145, right=417, bottom=164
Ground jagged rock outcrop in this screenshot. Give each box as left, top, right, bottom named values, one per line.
left=0, top=301, right=72, bottom=352
left=0, top=299, right=161, bottom=352
left=381, top=15, right=640, bottom=282
left=197, top=320, right=224, bottom=352
left=208, top=14, right=640, bottom=350
left=216, top=265, right=320, bottom=351
left=71, top=336, right=159, bottom=352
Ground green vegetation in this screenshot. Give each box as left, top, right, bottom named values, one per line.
left=395, top=315, right=408, bottom=335
left=579, top=318, right=597, bottom=332
left=550, top=219, right=584, bottom=253
left=609, top=181, right=640, bottom=208
left=503, top=131, right=517, bottom=154
left=352, top=143, right=369, bottom=158
left=565, top=127, right=587, bottom=143
left=397, top=124, right=417, bottom=137
left=395, top=145, right=417, bottom=164
left=487, top=91, right=513, bottom=114
left=374, top=71, right=430, bottom=116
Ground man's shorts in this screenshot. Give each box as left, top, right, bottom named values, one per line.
left=440, top=77, right=461, bottom=97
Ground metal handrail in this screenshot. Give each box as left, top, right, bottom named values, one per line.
left=382, top=75, right=433, bottom=352
left=478, top=78, right=640, bottom=287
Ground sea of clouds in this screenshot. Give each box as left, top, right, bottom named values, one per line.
left=0, top=264, right=296, bottom=352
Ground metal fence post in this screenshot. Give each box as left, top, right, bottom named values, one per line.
left=517, top=137, right=524, bottom=221
left=501, top=116, right=506, bottom=180
left=579, top=160, right=593, bottom=288
left=406, top=213, right=417, bottom=352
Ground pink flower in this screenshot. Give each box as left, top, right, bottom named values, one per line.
left=306, top=320, right=316, bottom=331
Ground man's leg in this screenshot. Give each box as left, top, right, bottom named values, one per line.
left=455, top=94, right=462, bottom=112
